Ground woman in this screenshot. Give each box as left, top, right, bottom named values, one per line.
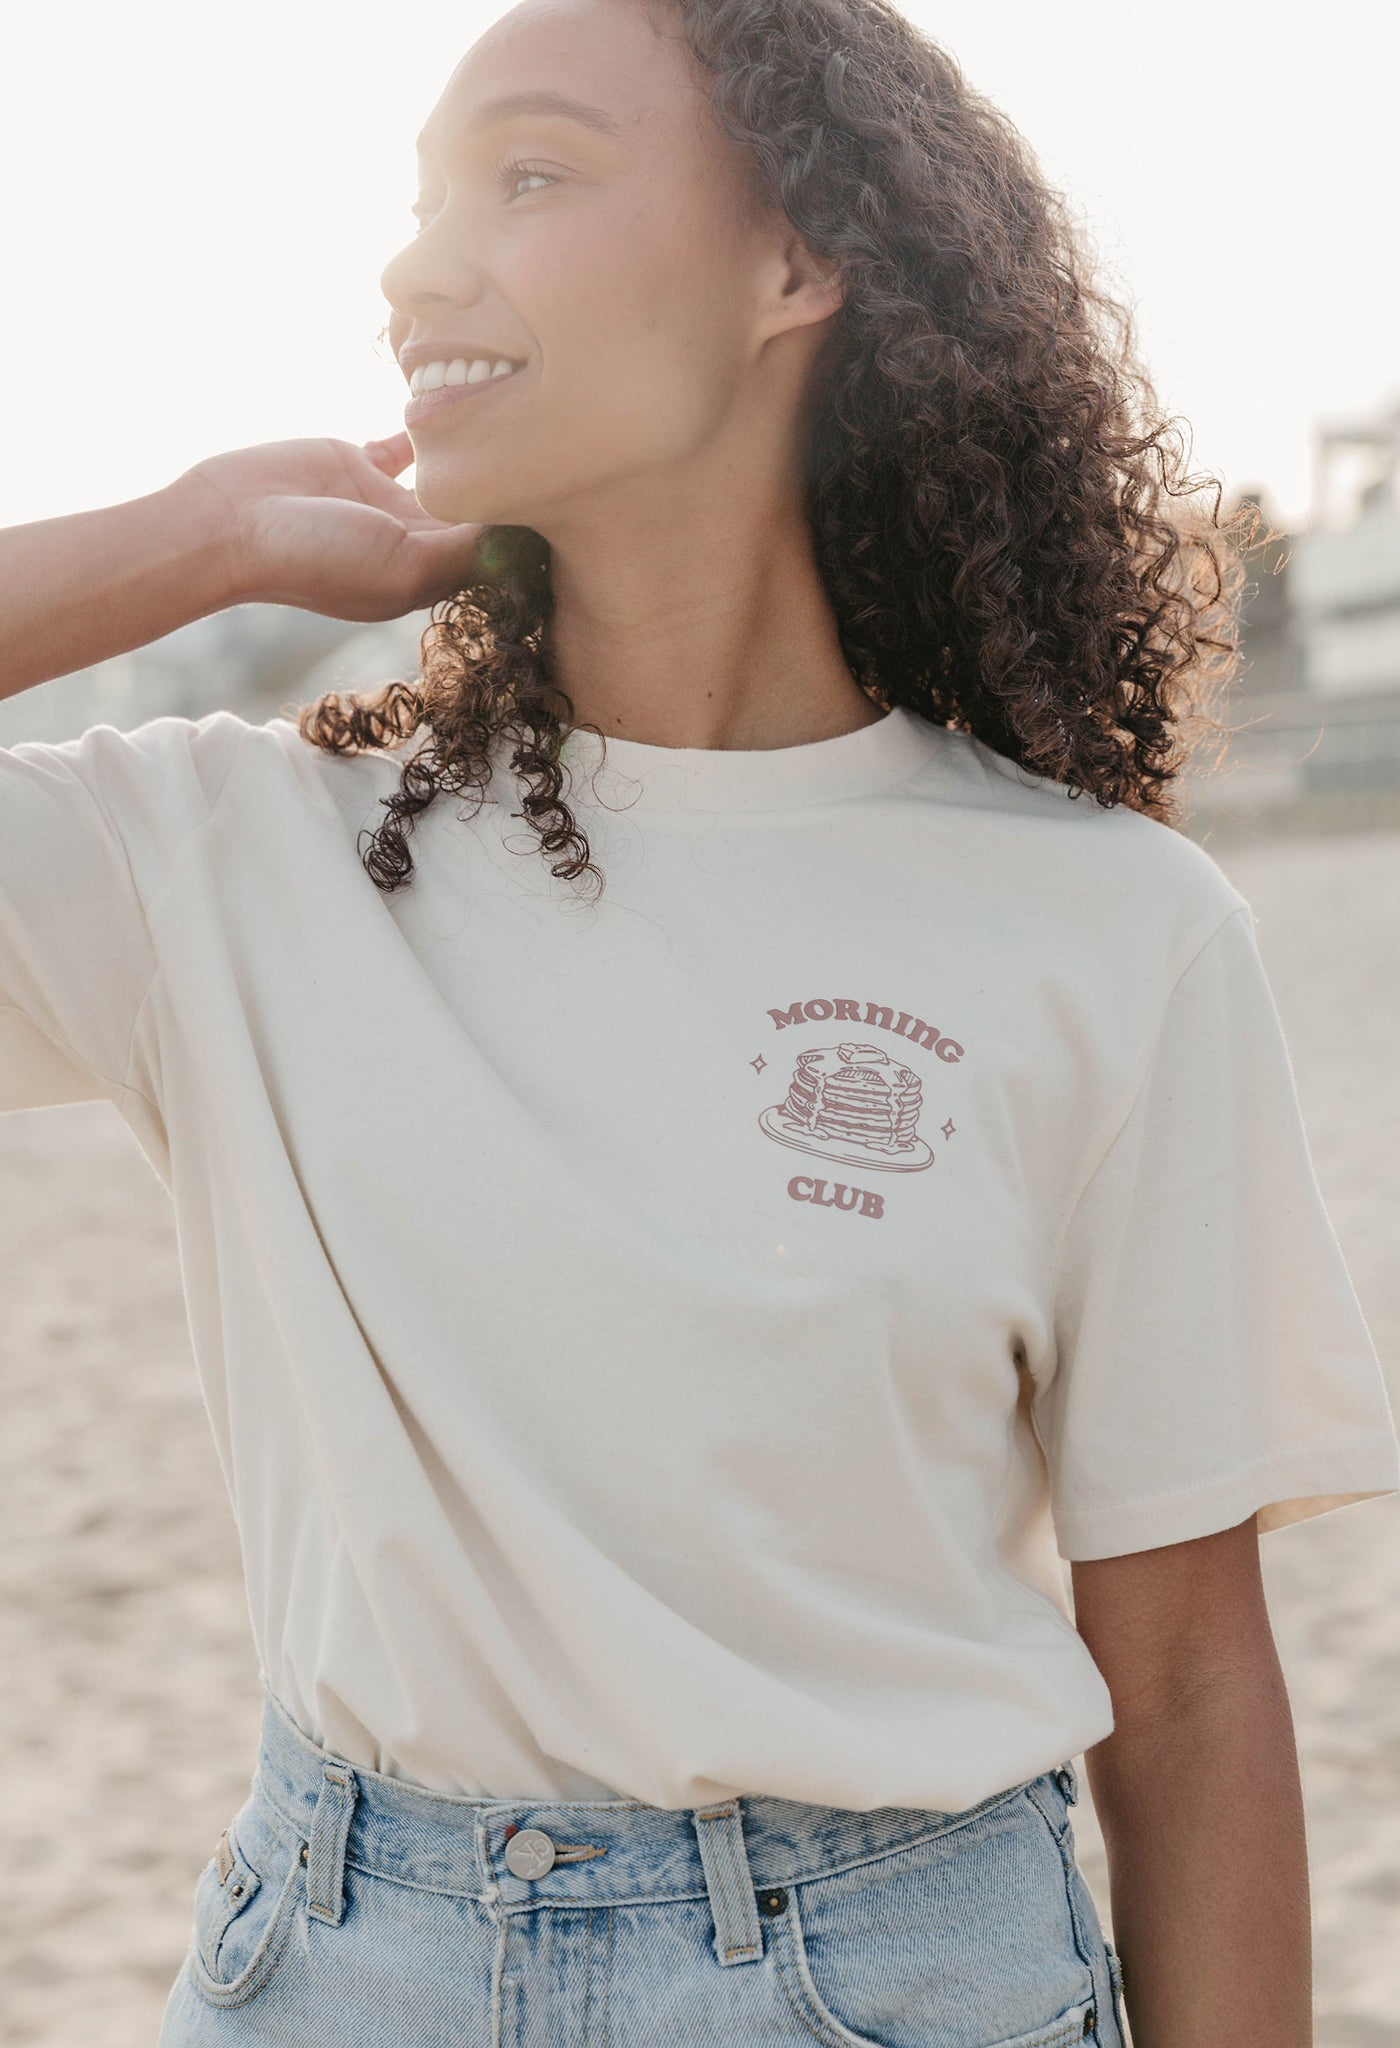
left=2, top=0, right=1396, bottom=2041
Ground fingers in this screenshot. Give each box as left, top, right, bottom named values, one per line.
left=362, top=431, right=415, bottom=478
left=407, top=522, right=484, bottom=594
left=353, top=449, right=480, bottom=537
left=354, top=464, right=431, bottom=522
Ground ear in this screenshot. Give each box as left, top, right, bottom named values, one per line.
left=786, top=232, right=846, bottom=321
left=761, top=230, right=845, bottom=339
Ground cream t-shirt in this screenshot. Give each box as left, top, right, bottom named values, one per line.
left=2, top=701, right=1396, bottom=1811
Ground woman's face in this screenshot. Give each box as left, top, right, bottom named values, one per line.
left=381, top=0, right=837, bottom=531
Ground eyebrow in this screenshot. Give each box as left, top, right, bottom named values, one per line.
left=415, top=89, right=626, bottom=159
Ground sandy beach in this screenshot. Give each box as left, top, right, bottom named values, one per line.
left=2, top=823, right=1397, bottom=2047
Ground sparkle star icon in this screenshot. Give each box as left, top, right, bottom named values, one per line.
left=942, top=1118, right=956, bottom=1140
left=750, top=1054, right=767, bottom=1075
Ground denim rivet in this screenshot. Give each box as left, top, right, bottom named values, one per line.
left=229, top=1883, right=243, bottom=1899
left=757, top=1887, right=787, bottom=1915
left=1081, top=2006, right=1095, bottom=2037
left=299, top=1843, right=309, bottom=1864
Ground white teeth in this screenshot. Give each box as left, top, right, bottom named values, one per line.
left=409, top=354, right=519, bottom=396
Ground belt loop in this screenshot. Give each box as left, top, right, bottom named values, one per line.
left=692, top=1800, right=763, bottom=1967
left=305, top=1761, right=359, bottom=1925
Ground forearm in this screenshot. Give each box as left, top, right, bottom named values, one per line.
left=0, top=474, right=245, bottom=699
left=1085, top=1648, right=1312, bottom=2047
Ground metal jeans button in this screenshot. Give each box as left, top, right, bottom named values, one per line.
left=504, top=1827, right=557, bottom=1879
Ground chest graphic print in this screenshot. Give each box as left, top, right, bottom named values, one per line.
left=754, top=997, right=964, bottom=1185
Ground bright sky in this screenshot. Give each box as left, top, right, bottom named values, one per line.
left=4, top=0, right=1395, bottom=535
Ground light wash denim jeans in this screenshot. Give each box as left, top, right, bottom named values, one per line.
left=158, top=1679, right=1128, bottom=2047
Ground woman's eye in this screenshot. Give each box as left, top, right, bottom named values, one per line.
left=410, top=161, right=557, bottom=233
left=493, top=157, right=558, bottom=200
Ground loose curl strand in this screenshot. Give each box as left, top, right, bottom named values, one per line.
left=299, top=0, right=1255, bottom=900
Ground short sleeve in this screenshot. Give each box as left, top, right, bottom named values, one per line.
left=1036, top=902, right=1400, bottom=1561
left=0, top=711, right=250, bottom=1112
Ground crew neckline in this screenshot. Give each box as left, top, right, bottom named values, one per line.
left=556, top=704, right=936, bottom=814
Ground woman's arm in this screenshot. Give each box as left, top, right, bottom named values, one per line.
left=0, top=479, right=244, bottom=699
left=1070, top=1515, right=1313, bottom=2048
left=0, top=433, right=482, bottom=700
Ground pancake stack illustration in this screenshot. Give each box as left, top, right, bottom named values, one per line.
left=759, top=1041, right=934, bottom=1171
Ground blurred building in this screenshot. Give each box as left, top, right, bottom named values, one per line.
left=1295, top=403, right=1400, bottom=698
left=1189, top=394, right=1400, bottom=840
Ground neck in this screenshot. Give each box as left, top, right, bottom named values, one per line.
left=537, top=478, right=882, bottom=753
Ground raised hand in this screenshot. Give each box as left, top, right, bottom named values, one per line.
left=181, top=432, right=486, bottom=622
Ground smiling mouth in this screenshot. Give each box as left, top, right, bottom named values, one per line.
left=404, top=363, right=525, bottom=423
left=407, top=355, right=521, bottom=395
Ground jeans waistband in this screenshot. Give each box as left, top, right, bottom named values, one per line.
left=250, top=1679, right=1063, bottom=1965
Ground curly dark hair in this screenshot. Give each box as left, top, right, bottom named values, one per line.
left=298, top=0, right=1253, bottom=900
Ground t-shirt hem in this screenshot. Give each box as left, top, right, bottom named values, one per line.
left=1052, top=1437, right=1400, bottom=1561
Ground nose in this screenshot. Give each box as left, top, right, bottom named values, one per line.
left=379, top=221, right=486, bottom=339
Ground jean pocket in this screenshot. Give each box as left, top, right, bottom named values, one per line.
left=186, top=1806, right=304, bottom=2009
left=772, top=1832, right=1100, bottom=2048
left=776, top=1874, right=1099, bottom=2048
left=983, top=2003, right=1101, bottom=2048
